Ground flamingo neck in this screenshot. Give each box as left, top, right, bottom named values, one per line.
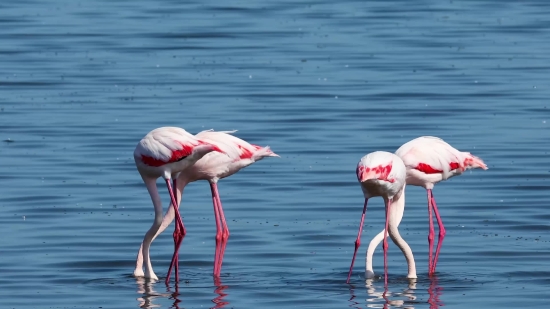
left=142, top=176, right=164, bottom=219
left=387, top=186, right=417, bottom=279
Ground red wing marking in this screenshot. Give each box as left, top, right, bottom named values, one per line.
left=355, top=165, right=363, bottom=180
left=356, top=164, right=394, bottom=182
left=238, top=144, right=254, bottom=159
left=449, top=162, right=460, bottom=170
left=416, top=163, right=442, bottom=174
left=374, top=164, right=392, bottom=181
left=141, top=142, right=194, bottom=167
left=416, top=162, right=461, bottom=174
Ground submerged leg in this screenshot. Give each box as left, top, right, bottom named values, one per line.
left=171, top=179, right=182, bottom=280
left=346, top=198, right=369, bottom=283
left=431, top=191, right=446, bottom=274
left=210, top=182, right=223, bottom=276
left=135, top=181, right=186, bottom=278
left=427, top=189, right=435, bottom=275
left=383, top=198, right=392, bottom=286
left=212, top=182, right=230, bottom=276
left=165, top=179, right=186, bottom=285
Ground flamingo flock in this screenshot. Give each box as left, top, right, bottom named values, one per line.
left=132, top=127, right=487, bottom=285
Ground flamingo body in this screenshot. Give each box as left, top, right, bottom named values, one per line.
left=185, top=129, right=278, bottom=182
left=135, top=130, right=278, bottom=279
left=133, top=127, right=224, bottom=282
left=347, top=151, right=415, bottom=285
left=367, top=136, right=488, bottom=276
left=396, top=136, right=487, bottom=190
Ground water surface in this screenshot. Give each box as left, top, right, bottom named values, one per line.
left=1, top=0, right=550, bottom=308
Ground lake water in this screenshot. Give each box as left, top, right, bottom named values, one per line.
left=1, top=0, right=549, bottom=308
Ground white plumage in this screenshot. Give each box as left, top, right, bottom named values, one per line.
left=134, top=129, right=278, bottom=278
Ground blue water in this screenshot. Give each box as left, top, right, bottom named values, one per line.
left=1, top=0, right=550, bottom=308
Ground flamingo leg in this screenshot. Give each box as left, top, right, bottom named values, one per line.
left=427, top=189, right=435, bottom=275
left=383, top=198, right=392, bottom=287
left=431, top=191, right=446, bottom=274
left=209, top=182, right=223, bottom=277
left=214, top=184, right=230, bottom=275
left=346, top=198, right=368, bottom=283
left=210, top=182, right=230, bottom=277
left=172, top=179, right=181, bottom=281
left=165, top=179, right=186, bottom=285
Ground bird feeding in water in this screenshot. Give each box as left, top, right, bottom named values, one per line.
left=346, top=151, right=416, bottom=285
left=367, top=136, right=487, bottom=275
left=134, top=129, right=279, bottom=279
left=133, top=127, right=225, bottom=283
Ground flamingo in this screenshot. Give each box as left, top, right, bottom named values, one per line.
left=134, top=129, right=279, bottom=279
left=346, top=151, right=416, bottom=285
left=133, top=127, right=225, bottom=283
left=366, top=136, right=488, bottom=275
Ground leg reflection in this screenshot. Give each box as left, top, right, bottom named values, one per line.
left=347, top=284, right=362, bottom=309
left=362, top=278, right=417, bottom=309
left=136, top=277, right=169, bottom=309
left=166, top=281, right=182, bottom=309
left=428, top=275, right=443, bottom=309
left=211, top=276, right=229, bottom=309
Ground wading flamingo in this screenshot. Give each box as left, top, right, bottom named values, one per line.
left=135, top=129, right=278, bottom=279
left=367, top=136, right=487, bottom=275
left=134, top=127, right=225, bottom=283
left=346, top=151, right=416, bottom=285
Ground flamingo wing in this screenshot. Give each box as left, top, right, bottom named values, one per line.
left=196, top=130, right=278, bottom=161
left=135, top=127, right=201, bottom=167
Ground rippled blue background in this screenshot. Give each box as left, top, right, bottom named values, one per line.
left=1, top=0, right=549, bottom=308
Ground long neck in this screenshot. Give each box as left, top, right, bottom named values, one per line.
left=142, top=176, right=164, bottom=218
left=387, top=186, right=417, bottom=279
left=388, top=186, right=406, bottom=226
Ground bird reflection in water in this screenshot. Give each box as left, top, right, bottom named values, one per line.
left=166, top=283, right=183, bottom=309
left=135, top=277, right=170, bottom=309
left=135, top=277, right=230, bottom=309
left=348, top=279, right=419, bottom=309
left=427, top=276, right=443, bottom=309
left=349, top=277, right=444, bottom=309
left=211, top=277, right=229, bottom=309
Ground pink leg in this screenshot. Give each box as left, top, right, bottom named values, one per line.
left=171, top=179, right=180, bottom=280
left=209, top=182, right=223, bottom=276
left=427, top=189, right=435, bottom=275
left=383, top=198, right=392, bottom=287
left=346, top=198, right=368, bottom=283
left=165, top=179, right=185, bottom=285
left=431, top=191, right=446, bottom=274
left=212, top=183, right=230, bottom=275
